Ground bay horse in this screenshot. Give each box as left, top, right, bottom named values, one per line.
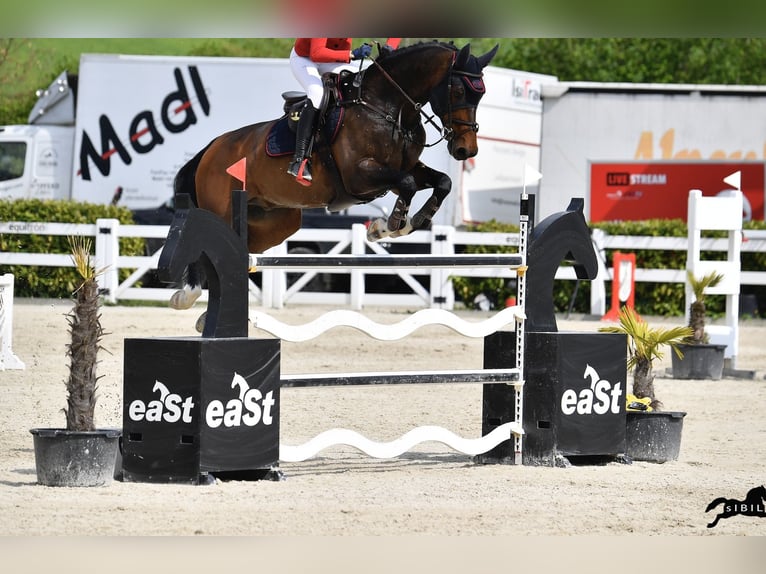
left=169, top=40, right=499, bottom=310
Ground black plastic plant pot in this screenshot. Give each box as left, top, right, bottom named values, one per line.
left=671, top=343, right=726, bottom=380
left=30, top=428, right=121, bottom=487
left=625, top=411, right=686, bottom=463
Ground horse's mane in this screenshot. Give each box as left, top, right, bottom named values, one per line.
left=386, top=40, right=457, bottom=57
left=369, top=41, right=458, bottom=83
left=377, top=40, right=457, bottom=64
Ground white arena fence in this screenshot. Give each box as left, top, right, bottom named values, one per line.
left=589, top=228, right=766, bottom=316
left=1, top=219, right=766, bottom=312
left=0, top=273, right=25, bottom=370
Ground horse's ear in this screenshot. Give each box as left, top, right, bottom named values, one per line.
left=456, top=44, right=471, bottom=68
left=476, top=44, right=499, bottom=69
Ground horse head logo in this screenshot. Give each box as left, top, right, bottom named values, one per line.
left=152, top=380, right=171, bottom=402
left=231, top=372, right=250, bottom=401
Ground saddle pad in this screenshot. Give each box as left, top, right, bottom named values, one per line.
left=265, top=106, right=344, bottom=157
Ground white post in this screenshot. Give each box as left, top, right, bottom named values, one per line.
left=0, top=274, right=25, bottom=370
left=95, top=218, right=120, bottom=304
left=590, top=228, right=608, bottom=316
left=350, top=224, right=366, bottom=310
left=261, top=244, right=286, bottom=309
left=686, top=189, right=742, bottom=367
left=430, top=225, right=455, bottom=309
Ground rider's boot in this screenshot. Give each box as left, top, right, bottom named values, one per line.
left=287, top=102, right=318, bottom=186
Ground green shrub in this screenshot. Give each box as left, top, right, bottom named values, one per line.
left=452, top=218, right=766, bottom=317
left=452, top=219, right=593, bottom=313
left=451, top=220, right=519, bottom=309
left=0, top=199, right=145, bottom=298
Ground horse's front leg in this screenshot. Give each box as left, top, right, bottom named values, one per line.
left=409, top=162, right=452, bottom=231
left=360, top=165, right=419, bottom=242
left=367, top=194, right=414, bottom=241
left=386, top=195, right=415, bottom=238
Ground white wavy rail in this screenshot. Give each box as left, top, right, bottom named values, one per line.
left=279, top=422, right=521, bottom=462
left=250, top=306, right=525, bottom=342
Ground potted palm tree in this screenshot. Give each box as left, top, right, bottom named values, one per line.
left=600, top=306, right=693, bottom=462
left=671, top=270, right=727, bottom=379
left=29, top=236, right=121, bottom=486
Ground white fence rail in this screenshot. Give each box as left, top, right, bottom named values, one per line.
left=0, top=220, right=522, bottom=309
left=589, top=228, right=766, bottom=316
left=2, top=219, right=766, bottom=312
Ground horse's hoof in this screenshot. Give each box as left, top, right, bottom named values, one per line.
left=169, top=290, right=191, bottom=310
left=366, top=218, right=387, bottom=242
left=195, top=312, right=207, bottom=333
left=170, top=286, right=202, bottom=310
left=390, top=218, right=414, bottom=238
left=411, top=213, right=432, bottom=231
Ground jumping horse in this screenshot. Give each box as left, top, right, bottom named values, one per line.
left=170, top=40, right=499, bottom=310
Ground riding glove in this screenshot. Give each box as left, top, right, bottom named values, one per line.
left=351, top=44, right=372, bottom=60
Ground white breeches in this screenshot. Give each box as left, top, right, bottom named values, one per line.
left=289, top=48, right=370, bottom=108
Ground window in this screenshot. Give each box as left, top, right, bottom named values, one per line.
left=0, top=142, right=27, bottom=182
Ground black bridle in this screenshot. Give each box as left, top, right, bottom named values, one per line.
left=350, top=51, right=484, bottom=148
left=431, top=67, right=485, bottom=141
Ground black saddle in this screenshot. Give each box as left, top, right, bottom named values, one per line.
left=280, top=70, right=357, bottom=133
left=266, top=71, right=354, bottom=157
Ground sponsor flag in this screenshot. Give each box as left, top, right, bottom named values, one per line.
left=523, top=164, right=543, bottom=187
left=723, top=170, right=741, bottom=191
left=226, top=157, right=247, bottom=190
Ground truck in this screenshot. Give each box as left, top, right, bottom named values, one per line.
left=0, top=52, right=555, bottom=231
left=537, top=81, right=766, bottom=223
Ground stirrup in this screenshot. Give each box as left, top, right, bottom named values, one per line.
left=294, top=158, right=312, bottom=186
left=287, top=158, right=302, bottom=177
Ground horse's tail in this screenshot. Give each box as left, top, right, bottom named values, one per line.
left=173, top=141, right=213, bottom=207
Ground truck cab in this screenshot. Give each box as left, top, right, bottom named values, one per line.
left=0, top=124, right=74, bottom=201
left=0, top=70, right=76, bottom=202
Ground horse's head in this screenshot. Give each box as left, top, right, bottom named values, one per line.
left=430, top=43, right=499, bottom=161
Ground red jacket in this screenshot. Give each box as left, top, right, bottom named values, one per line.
left=294, top=38, right=401, bottom=63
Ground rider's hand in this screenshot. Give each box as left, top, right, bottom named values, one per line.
left=380, top=44, right=395, bottom=56
left=351, top=44, right=372, bottom=60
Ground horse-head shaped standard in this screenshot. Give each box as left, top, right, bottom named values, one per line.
left=525, top=198, right=599, bottom=333
left=159, top=193, right=249, bottom=338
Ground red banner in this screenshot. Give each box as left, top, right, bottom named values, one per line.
left=589, top=161, right=765, bottom=222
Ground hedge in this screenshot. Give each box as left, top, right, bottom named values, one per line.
left=452, top=218, right=766, bottom=317
left=0, top=199, right=145, bottom=299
